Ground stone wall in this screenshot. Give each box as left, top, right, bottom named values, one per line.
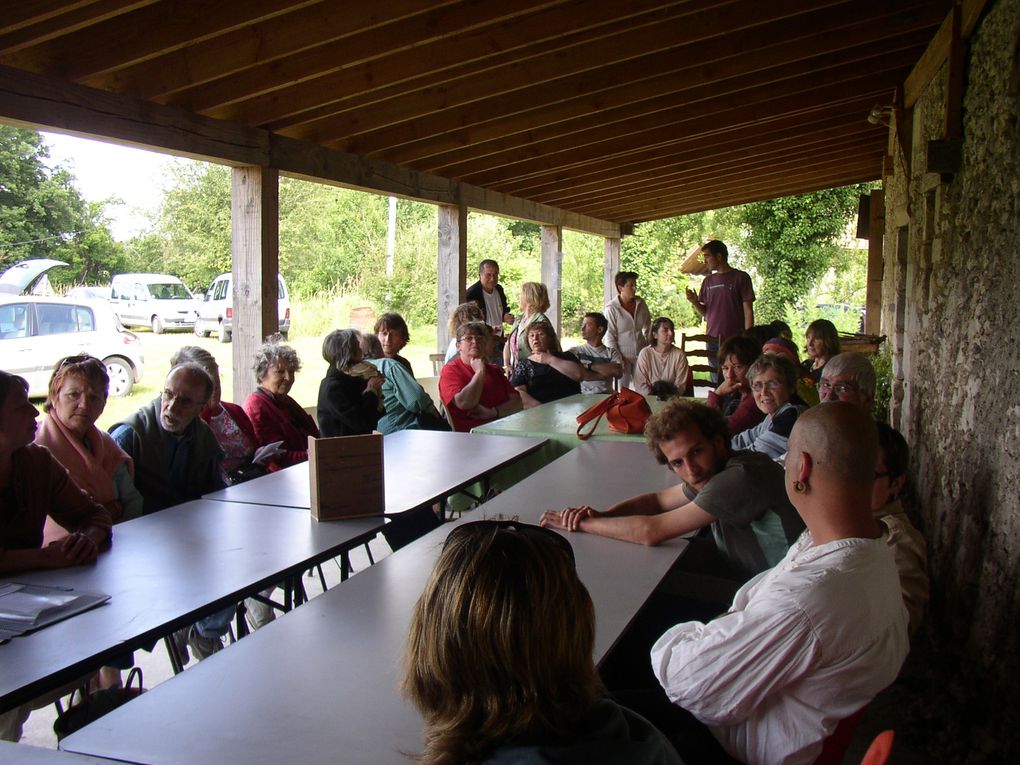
left=882, top=0, right=1020, bottom=753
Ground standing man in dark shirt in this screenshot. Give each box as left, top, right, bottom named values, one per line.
left=686, top=240, right=755, bottom=382
left=466, top=259, right=514, bottom=365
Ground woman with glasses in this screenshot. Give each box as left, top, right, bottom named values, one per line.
left=440, top=322, right=521, bottom=432
left=730, top=353, right=805, bottom=460
left=707, top=335, right=765, bottom=438
left=244, top=337, right=319, bottom=471
left=402, top=519, right=682, bottom=765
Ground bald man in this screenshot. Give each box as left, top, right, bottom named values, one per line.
left=648, top=403, right=909, bottom=765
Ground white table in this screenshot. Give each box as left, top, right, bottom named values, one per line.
left=203, top=429, right=546, bottom=512
left=62, top=441, right=688, bottom=765
left=1, top=500, right=382, bottom=714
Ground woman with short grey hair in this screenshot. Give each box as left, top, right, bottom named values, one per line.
left=243, top=337, right=319, bottom=470
left=730, top=352, right=805, bottom=461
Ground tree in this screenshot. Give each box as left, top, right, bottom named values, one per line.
left=0, top=126, right=121, bottom=280
left=738, top=184, right=871, bottom=321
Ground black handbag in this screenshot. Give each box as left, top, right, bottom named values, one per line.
left=53, top=667, right=145, bottom=740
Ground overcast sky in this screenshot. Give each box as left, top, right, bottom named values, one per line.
left=41, top=131, right=188, bottom=241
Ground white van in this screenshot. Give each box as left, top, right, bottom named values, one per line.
left=194, top=273, right=291, bottom=343
left=110, top=273, right=200, bottom=334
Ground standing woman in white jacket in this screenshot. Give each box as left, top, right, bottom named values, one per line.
left=603, top=271, right=651, bottom=389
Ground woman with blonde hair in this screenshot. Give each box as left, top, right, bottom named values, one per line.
left=503, top=281, right=551, bottom=372
left=402, top=519, right=682, bottom=764
left=443, top=301, right=486, bottom=363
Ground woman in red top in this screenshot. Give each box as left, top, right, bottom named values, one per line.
left=440, top=322, right=521, bottom=432
left=706, top=335, right=765, bottom=438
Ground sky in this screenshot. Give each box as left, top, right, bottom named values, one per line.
left=40, top=131, right=190, bottom=241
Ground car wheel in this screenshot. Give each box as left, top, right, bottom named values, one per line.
left=151, top=315, right=164, bottom=334
left=219, top=326, right=232, bottom=343
left=104, top=358, right=134, bottom=397
left=194, top=326, right=210, bottom=338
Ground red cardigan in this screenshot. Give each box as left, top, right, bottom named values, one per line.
left=243, top=389, right=320, bottom=471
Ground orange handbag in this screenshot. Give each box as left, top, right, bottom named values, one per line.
left=575, top=388, right=652, bottom=440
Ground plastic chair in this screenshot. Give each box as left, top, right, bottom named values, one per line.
left=859, top=730, right=895, bottom=765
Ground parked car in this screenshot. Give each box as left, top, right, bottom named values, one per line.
left=194, top=273, right=291, bottom=343
left=0, top=259, right=67, bottom=295
left=66, top=285, right=113, bottom=301
left=0, top=294, right=145, bottom=397
left=110, top=273, right=200, bottom=334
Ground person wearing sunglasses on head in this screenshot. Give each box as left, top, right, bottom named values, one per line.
left=403, top=519, right=683, bottom=765
left=729, top=353, right=806, bottom=462
left=440, top=322, right=521, bottom=432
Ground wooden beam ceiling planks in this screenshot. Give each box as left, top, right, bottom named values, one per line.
left=0, top=0, right=952, bottom=225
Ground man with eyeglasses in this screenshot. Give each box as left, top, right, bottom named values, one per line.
left=817, top=352, right=876, bottom=412
left=110, top=363, right=225, bottom=514
left=541, top=398, right=802, bottom=585
left=110, top=362, right=229, bottom=664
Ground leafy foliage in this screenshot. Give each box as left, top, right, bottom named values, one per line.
left=0, top=126, right=124, bottom=283
left=738, top=185, right=871, bottom=322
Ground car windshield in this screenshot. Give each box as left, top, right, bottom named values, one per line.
left=147, top=283, right=191, bottom=300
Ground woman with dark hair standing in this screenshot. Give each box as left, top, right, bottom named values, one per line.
left=402, top=519, right=682, bottom=765
left=801, top=319, right=840, bottom=384
left=604, top=271, right=651, bottom=389
left=317, top=329, right=385, bottom=437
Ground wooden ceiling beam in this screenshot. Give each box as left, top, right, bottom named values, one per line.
left=0, top=0, right=319, bottom=80
left=213, top=0, right=746, bottom=127
left=0, top=63, right=620, bottom=237
left=575, top=155, right=882, bottom=219
left=625, top=168, right=881, bottom=221
left=510, top=105, right=878, bottom=198
left=293, top=0, right=867, bottom=143
left=533, top=133, right=882, bottom=209
left=0, top=1, right=154, bottom=55
left=85, top=0, right=469, bottom=98
left=441, top=57, right=915, bottom=186
left=363, top=24, right=934, bottom=167
left=317, top=2, right=938, bottom=154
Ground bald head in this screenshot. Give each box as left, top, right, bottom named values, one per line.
left=788, top=402, right=878, bottom=487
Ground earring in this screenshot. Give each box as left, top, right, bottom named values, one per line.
left=793, top=480, right=806, bottom=493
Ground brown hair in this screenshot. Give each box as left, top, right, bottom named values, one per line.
left=645, top=398, right=729, bottom=465
left=44, top=354, right=110, bottom=413
left=525, top=320, right=561, bottom=353
left=446, top=302, right=485, bottom=337
left=402, top=521, right=603, bottom=764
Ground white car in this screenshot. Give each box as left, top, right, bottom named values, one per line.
left=0, top=295, right=145, bottom=397
left=195, top=273, right=291, bottom=342
left=110, top=273, right=200, bottom=334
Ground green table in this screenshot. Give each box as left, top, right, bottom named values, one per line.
left=471, top=394, right=671, bottom=480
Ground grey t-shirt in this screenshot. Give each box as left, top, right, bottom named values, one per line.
left=683, top=450, right=804, bottom=579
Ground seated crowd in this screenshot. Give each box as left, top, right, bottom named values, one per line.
left=1, top=243, right=928, bottom=764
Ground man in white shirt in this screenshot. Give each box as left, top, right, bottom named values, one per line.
left=650, top=403, right=909, bottom=765
left=568, top=312, right=624, bottom=394
left=465, top=259, right=514, bottom=365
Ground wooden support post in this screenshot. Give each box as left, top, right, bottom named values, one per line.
left=864, top=189, right=885, bottom=336
left=604, top=237, right=621, bottom=307
left=437, top=203, right=467, bottom=351
left=540, top=224, right=563, bottom=336
left=945, top=2, right=965, bottom=140
left=231, top=165, right=279, bottom=405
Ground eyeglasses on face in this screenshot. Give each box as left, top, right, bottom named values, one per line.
left=444, top=519, right=575, bottom=564
left=819, top=379, right=858, bottom=395
left=458, top=334, right=484, bottom=343
left=751, top=380, right=785, bottom=393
